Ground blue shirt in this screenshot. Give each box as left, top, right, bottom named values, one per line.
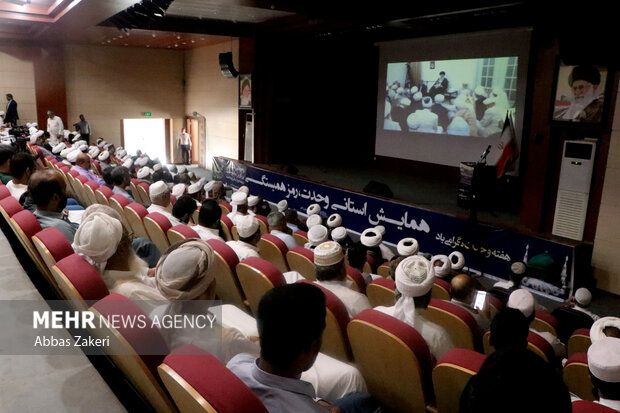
left=227, top=354, right=325, bottom=413
left=112, top=186, right=135, bottom=203
left=33, top=209, right=79, bottom=243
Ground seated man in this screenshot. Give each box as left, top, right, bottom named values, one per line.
left=375, top=255, right=455, bottom=361
left=346, top=242, right=381, bottom=285
left=227, top=191, right=249, bottom=225
left=0, top=144, right=15, bottom=184
left=313, top=241, right=372, bottom=318
left=507, top=289, right=566, bottom=360
left=568, top=287, right=600, bottom=321
left=450, top=274, right=491, bottom=331
left=72, top=152, right=105, bottom=186
left=72, top=206, right=163, bottom=298
left=193, top=199, right=225, bottom=242
left=490, top=261, right=527, bottom=302
left=110, top=166, right=135, bottom=202
left=146, top=181, right=179, bottom=227
left=227, top=283, right=378, bottom=413
left=29, top=170, right=79, bottom=242
left=267, top=211, right=296, bottom=250
left=304, top=224, right=329, bottom=251
left=587, top=337, right=620, bottom=411
left=7, top=152, right=36, bottom=201
left=172, top=194, right=197, bottom=225
left=226, top=215, right=261, bottom=261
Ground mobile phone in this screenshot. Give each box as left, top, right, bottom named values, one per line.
left=473, top=290, right=487, bottom=311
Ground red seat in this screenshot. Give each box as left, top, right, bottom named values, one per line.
left=564, top=352, right=594, bottom=401
left=433, top=349, right=486, bottom=413
left=59, top=165, right=70, bottom=173
left=219, top=201, right=232, bottom=215
left=206, top=239, right=246, bottom=310
left=144, top=212, right=173, bottom=252
left=348, top=309, right=435, bottom=413
left=572, top=400, right=618, bottom=413
left=31, top=227, right=74, bottom=270
left=0, top=185, right=10, bottom=200
left=426, top=298, right=483, bottom=351
left=75, top=174, right=88, bottom=184
left=293, top=229, right=308, bottom=246
left=92, top=160, right=102, bottom=174
left=377, top=261, right=392, bottom=278
left=220, top=214, right=234, bottom=241
left=487, top=293, right=504, bottom=319
left=532, top=310, right=560, bottom=337
left=298, top=279, right=352, bottom=361
left=95, top=185, right=114, bottom=206
left=11, top=209, right=42, bottom=239
left=124, top=202, right=149, bottom=239
left=254, top=214, right=269, bottom=234
left=83, top=180, right=100, bottom=205
left=366, top=253, right=383, bottom=273
left=236, top=257, right=286, bottom=315
left=88, top=293, right=175, bottom=412
left=257, top=233, right=289, bottom=273
left=167, top=224, right=200, bottom=245
left=158, top=345, right=268, bottom=413
left=346, top=265, right=367, bottom=294
left=366, top=277, right=397, bottom=307
left=286, top=246, right=316, bottom=280
left=0, top=196, right=24, bottom=219
left=108, top=193, right=132, bottom=231
left=568, top=328, right=592, bottom=356
left=169, top=194, right=177, bottom=205
left=527, top=330, right=555, bottom=363
left=52, top=253, right=109, bottom=305
left=68, top=169, right=80, bottom=178
left=431, top=277, right=452, bottom=300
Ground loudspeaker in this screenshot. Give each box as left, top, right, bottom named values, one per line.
left=363, top=180, right=393, bottom=198
left=219, top=52, right=238, bottom=78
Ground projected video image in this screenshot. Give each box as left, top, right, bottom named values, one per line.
left=384, top=57, right=518, bottom=138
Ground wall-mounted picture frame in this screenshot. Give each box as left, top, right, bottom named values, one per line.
left=239, top=74, right=252, bottom=109
left=552, top=62, right=607, bottom=124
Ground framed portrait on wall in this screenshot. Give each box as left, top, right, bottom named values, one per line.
left=552, top=62, right=607, bottom=124
left=239, top=74, right=252, bottom=109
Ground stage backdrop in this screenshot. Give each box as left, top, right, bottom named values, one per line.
left=213, top=157, right=591, bottom=300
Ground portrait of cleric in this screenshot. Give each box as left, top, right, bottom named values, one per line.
left=553, top=64, right=606, bottom=123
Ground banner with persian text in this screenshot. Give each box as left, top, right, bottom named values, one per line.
left=213, top=157, right=580, bottom=299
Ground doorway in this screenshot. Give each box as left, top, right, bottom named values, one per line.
left=121, top=118, right=169, bottom=163
left=185, top=115, right=205, bottom=167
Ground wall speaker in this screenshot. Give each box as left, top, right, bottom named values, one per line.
left=219, top=52, right=238, bottom=78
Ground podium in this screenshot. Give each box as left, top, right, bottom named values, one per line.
left=458, top=162, right=497, bottom=210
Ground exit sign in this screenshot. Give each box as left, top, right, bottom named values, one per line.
left=144, top=112, right=152, bottom=116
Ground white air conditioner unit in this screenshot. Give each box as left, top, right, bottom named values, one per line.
left=552, top=140, right=596, bottom=241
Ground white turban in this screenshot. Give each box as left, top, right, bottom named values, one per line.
left=137, top=166, right=150, bottom=179
left=587, top=337, right=620, bottom=383
left=187, top=182, right=202, bottom=195
left=307, top=203, right=321, bottom=216
left=422, top=96, right=433, bottom=108
left=393, top=256, right=434, bottom=326
left=172, top=183, right=186, bottom=198
left=79, top=144, right=88, bottom=152
left=98, top=150, right=110, bottom=161
left=88, top=147, right=100, bottom=159
left=327, top=213, right=342, bottom=228
left=238, top=185, right=249, bottom=195
left=591, top=317, right=620, bottom=343
left=374, top=225, right=386, bottom=236
left=449, top=251, right=465, bottom=271
left=307, top=225, right=328, bottom=246
left=248, top=195, right=259, bottom=207
left=149, top=181, right=168, bottom=200
left=431, top=255, right=451, bottom=278
left=360, top=228, right=382, bottom=247
left=236, top=215, right=259, bottom=238
left=397, top=238, right=419, bottom=257
left=122, top=158, right=133, bottom=169
left=60, top=147, right=73, bottom=158
left=277, top=200, right=288, bottom=212
left=155, top=240, right=217, bottom=300
left=66, top=150, right=80, bottom=163
left=574, top=287, right=592, bottom=307
left=306, top=214, right=322, bottom=228
left=231, top=191, right=247, bottom=205
left=507, top=289, right=535, bottom=318
left=331, top=226, right=347, bottom=242
left=72, top=211, right=123, bottom=273
left=52, top=142, right=67, bottom=154
left=153, top=163, right=162, bottom=171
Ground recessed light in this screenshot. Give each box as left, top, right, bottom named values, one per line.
left=176, top=35, right=181, bottom=39
left=191, top=40, right=195, bottom=43
left=152, top=33, right=156, bottom=38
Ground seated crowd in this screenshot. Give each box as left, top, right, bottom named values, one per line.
left=0, top=121, right=619, bottom=412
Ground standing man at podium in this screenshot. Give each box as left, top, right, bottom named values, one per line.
left=177, top=127, right=192, bottom=165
